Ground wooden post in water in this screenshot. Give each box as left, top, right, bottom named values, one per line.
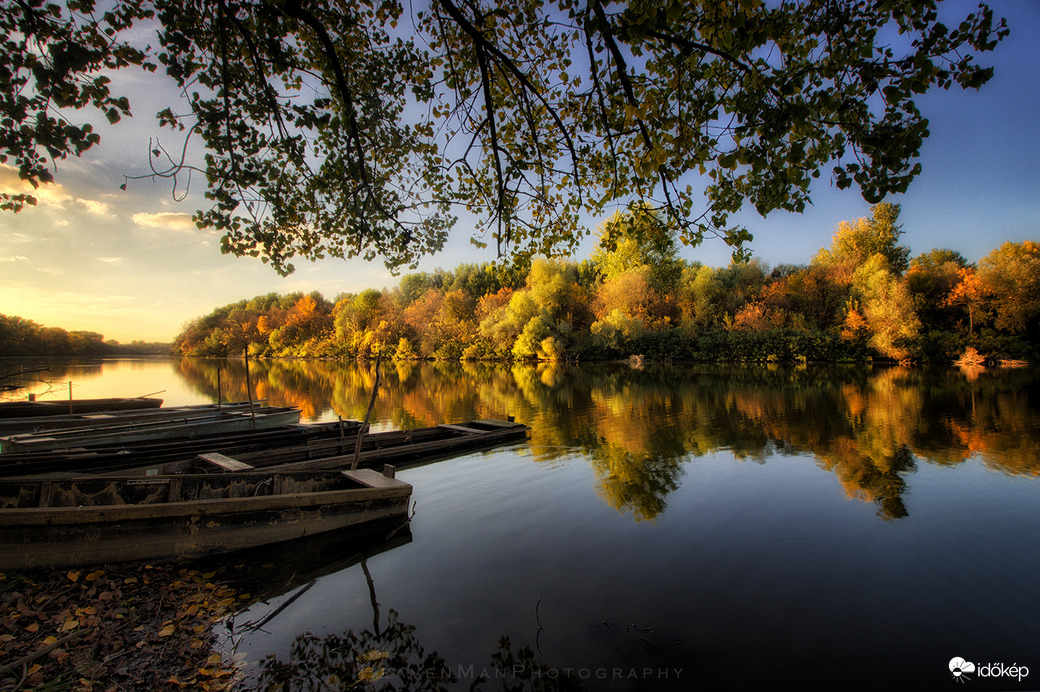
left=350, top=354, right=383, bottom=470
left=244, top=349, right=256, bottom=430
left=68, top=380, right=73, bottom=414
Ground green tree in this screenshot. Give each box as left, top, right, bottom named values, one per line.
left=3, top=0, right=1007, bottom=272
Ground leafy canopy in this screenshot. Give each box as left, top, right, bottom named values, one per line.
left=2, top=0, right=1008, bottom=273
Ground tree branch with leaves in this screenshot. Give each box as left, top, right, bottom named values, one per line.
left=1, top=0, right=1009, bottom=274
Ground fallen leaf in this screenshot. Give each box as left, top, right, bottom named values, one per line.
left=61, top=618, right=80, bottom=631
left=25, top=622, right=39, bottom=633
left=158, top=624, right=176, bottom=637
left=85, top=570, right=105, bottom=582
left=67, top=571, right=81, bottom=582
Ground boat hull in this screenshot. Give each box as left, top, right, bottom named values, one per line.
left=0, top=469, right=410, bottom=570
left=0, top=406, right=303, bottom=453
left=0, top=397, right=163, bottom=418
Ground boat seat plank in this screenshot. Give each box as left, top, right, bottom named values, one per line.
left=197, top=452, right=254, bottom=472
left=437, top=424, right=483, bottom=434
left=342, top=468, right=409, bottom=489
left=471, top=419, right=520, bottom=428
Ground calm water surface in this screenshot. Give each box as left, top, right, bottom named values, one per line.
left=4, top=357, right=1039, bottom=690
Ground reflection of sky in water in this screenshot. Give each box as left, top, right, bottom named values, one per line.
left=223, top=448, right=1040, bottom=691
left=2, top=359, right=212, bottom=406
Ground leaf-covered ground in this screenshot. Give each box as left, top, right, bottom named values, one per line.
left=0, top=563, right=245, bottom=691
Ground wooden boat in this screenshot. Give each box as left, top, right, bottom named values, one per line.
left=0, top=396, right=163, bottom=418
left=0, top=419, right=360, bottom=478
left=131, top=419, right=532, bottom=476
left=0, top=467, right=411, bottom=570
left=0, top=401, right=267, bottom=436
left=0, top=419, right=527, bottom=478
left=0, top=405, right=303, bottom=453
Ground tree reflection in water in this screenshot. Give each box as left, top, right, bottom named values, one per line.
left=219, top=521, right=584, bottom=692
left=171, top=359, right=1040, bottom=520
left=253, top=624, right=585, bottom=692
left=254, top=608, right=455, bottom=691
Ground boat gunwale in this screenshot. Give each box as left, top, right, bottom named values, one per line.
left=1, top=470, right=411, bottom=525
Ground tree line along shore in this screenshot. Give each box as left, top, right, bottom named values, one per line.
left=171, top=205, right=1037, bottom=366
left=4, top=205, right=1037, bottom=365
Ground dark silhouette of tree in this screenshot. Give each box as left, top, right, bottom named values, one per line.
left=2, top=0, right=1008, bottom=273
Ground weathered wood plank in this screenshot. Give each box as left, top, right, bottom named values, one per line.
left=197, top=452, right=255, bottom=472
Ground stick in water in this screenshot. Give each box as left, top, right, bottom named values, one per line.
left=351, top=354, right=383, bottom=470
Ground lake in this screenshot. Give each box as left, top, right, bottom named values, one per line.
left=4, top=357, right=1039, bottom=691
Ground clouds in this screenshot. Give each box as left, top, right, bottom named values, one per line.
left=131, top=211, right=201, bottom=233
left=0, top=164, right=113, bottom=216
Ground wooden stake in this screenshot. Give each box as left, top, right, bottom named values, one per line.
left=244, top=349, right=256, bottom=430
left=350, top=354, right=383, bottom=470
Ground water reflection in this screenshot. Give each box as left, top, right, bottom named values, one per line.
left=216, top=520, right=585, bottom=692
left=169, top=360, right=1040, bottom=520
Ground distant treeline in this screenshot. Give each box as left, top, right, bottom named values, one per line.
left=0, top=315, right=171, bottom=356
left=171, top=203, right=1037, bottom=364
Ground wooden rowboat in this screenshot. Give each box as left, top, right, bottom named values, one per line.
left=0, top=419, right=527, bottom=478
left=0, top=401, right=267, bottom=436
left=0, top=396, right=163, bottom=418
left=133, top=419, right=532, bottom=476
left=0, top=406, right=303, bottom=453
left=0, top=468, right=411, bottom=570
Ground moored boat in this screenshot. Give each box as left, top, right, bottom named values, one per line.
left=0, top=401, right=268, bottom=436
left=0, top=467, right=411, bottom=570
left=0, top=405, right=302, bottom=453
left=0, top=396, right=163, bottom=418
left=0, top=418, right=528, bottom=478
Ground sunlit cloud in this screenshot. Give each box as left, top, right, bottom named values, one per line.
left=131, top=211, right=202, bottom=233
left=0, top=164, right=113, bottom=216
left=78, top=199, right=113, bottom=216
left=93, top=256, right=124, bottom=265
left=0, top=255, right=28, bottom=262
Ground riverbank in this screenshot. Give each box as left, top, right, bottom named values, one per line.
left=0, top=564, right=240, bottom=691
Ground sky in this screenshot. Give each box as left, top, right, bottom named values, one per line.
left=1, top=1, right=1038, bottom=344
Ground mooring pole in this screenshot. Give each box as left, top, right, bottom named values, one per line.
left=244, top=349, right=256, bottom=430
left=350, top=353, right=383, bottom=470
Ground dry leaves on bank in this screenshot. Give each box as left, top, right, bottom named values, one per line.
left=0, top=563, right=246, bottom=691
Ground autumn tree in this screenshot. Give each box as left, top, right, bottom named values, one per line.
left=591, top=204, right=685, bottom=294
left=813, top=203, right=911, bottom=281
left=907, top=248, right=969, bottom=332
left=2, top=0, right=1008, bottom=272
left=850, top=254, right=921, bottom=360
left=403, top=287, right=476, bottom=358
left=977, top=241, right=1040, bottom=339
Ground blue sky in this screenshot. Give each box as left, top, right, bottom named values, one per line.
left=1, top=1, right=1037, bottom=343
